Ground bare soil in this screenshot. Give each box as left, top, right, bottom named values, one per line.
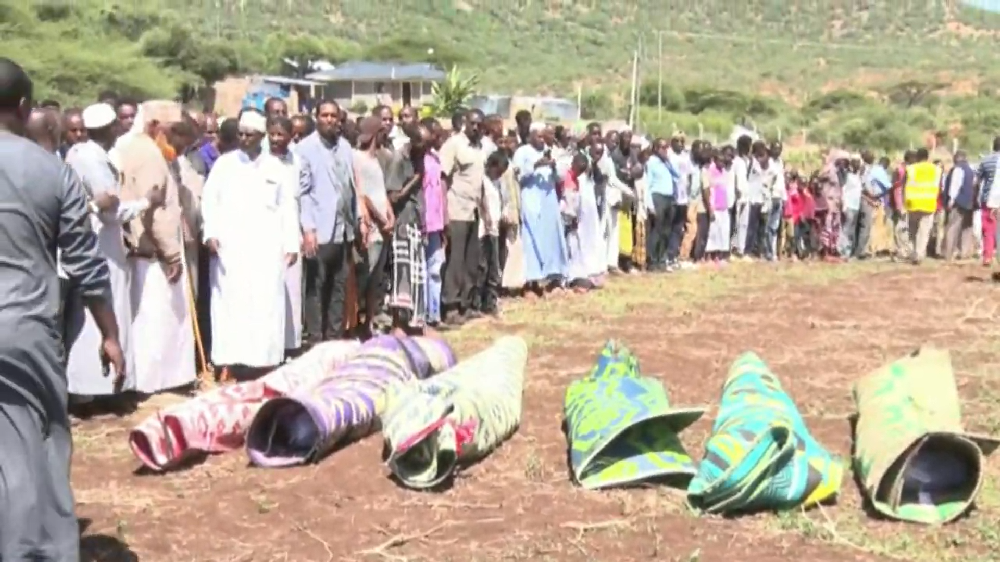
left=74, top=261, right=1000, bottom=561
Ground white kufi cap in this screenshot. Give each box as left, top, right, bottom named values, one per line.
left=238, top=111, right=267, bottom=134
left=82, top=103, right=117, bottom=130
left=529, top=122, right=546, bottom=133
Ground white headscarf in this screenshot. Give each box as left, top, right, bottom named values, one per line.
left=238, top=111, right=266, bottom=134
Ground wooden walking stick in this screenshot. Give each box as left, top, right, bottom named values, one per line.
left=179, top=238, right=215, bottom=391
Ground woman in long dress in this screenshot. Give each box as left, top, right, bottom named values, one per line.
left=513, top=124, right=567, bottom=294
left=705, top=148, right=733, bottom=264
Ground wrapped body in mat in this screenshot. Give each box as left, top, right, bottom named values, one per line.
left=853, top=346, right=999, bottom=524
left=129, top=340, right=362, bottom=471
left=564, top=341, right=704, bottom=490
left=382, top=336, right=528, bottom=489
left=686, top=352, right=843, bottom=514
left=245, top=335, right=456, bottom=467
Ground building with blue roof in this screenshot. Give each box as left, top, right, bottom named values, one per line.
left=306, top=61, right=446, bottom=111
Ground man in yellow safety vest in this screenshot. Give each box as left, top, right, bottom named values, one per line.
left=903, top=147, right=940, bottom=264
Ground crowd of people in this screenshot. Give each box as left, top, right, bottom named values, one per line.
left=20, top=69, right=1000, bottom=412
left=5, top=51, right=1000, bottom=559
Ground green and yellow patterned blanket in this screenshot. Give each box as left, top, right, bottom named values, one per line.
left=381, top=336, right=528, bottom=489
left=686, top=352, right=843, bottom=514
left=564, top=341, right=704, bottom=490
left=853, top=347, right=1000, bottom=524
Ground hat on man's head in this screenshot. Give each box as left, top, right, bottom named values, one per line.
left=82, top=103, right=116, bottom=130
left=358, top=116, right=381, bottom=146
left=140, top=100, right=183, bottom=126
left=671, top=130, right=686, bottom=140
left=238, top=110, right=266, bottom=134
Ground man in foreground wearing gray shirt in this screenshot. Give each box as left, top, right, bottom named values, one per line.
left=0, top=57, right=125, bottom=561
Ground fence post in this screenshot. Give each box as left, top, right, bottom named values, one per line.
left=777, top=127, right=782, bottom=142
left=698, top=122, right=704, bottom=139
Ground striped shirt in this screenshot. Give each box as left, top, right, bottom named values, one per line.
left=977, top=152, right=1000, bottom=206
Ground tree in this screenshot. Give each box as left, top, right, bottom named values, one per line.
left=140, top=23, right=240, bottom=88
left=802, top=89, right=872, bottom=114
left=264, top=33, right=358, bottom=77
left=428, top=67, right=479, bottom=118
left=882, top=80, right=946, bottom=109
left=363, top=37, right=467, bottom=70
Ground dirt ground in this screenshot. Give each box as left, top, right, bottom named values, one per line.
left=74, top=261, right=1000, bottom=562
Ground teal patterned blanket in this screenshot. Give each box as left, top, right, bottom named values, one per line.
left=686, top=352, right=844, bottom=514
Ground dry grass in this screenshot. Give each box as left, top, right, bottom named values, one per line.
left=75, top=260, right=1000, bottom=562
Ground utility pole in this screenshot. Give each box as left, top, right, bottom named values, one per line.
left=628, top=48, right=638, bottom=130
left=658, top=30, right=663, bottom=122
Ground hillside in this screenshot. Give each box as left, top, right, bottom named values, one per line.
left=6, top=0, right=1000, bottom=152
left=168, top=0, right=1000, bottom=95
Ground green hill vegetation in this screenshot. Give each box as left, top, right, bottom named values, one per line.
left=5, top=0, right=1000, bottom=152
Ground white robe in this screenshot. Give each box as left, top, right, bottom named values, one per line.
left=64, top=141, right=145, bottom=395
left=203, top=151, right=299, bottom=367
left=566, top=174, right=607, bottom=281
left=282, top=151, right=303, bottom=350
left=130, top=254, right=196, bottom=393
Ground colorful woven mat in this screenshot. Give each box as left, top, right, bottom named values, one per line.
left=564, top=341, right=703, bottom=490
left=853, top=347, right=1000, bottom=524
left=244, top=335, right=456, bottom=467
left=382, top=336, right=528, bottom=489
left=686, top=352, right=843, bottom=514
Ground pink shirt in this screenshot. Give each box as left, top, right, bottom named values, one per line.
left=784, top=190, right=801, bottom=221
left=423, top=151, right=446, bottom=233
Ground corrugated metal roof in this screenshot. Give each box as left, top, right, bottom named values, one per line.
left=252, top=75, right=324, bottom=87
left=305, top=61, right=446, bottom=82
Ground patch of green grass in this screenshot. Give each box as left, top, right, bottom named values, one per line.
left=443, top=261, right=885, bottom=354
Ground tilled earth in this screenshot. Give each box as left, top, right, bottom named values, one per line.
left=74, top=261, right=1000, bottom=562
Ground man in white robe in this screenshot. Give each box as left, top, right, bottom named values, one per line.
left=277, top=120, right=304, bottom=351
left=202, top=111, right=299, bottom=373
left=63, top=103, right=166, bottom=399
left=118, top=100, right=197, bottom=393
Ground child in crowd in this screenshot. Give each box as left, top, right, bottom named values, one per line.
left=474, top=150, right=510, bottom=314
left=799, top=175, right=819, bottom=259
left=781, top=170, right=802, bottom=260
left=562, top=153, right=597, bottom=293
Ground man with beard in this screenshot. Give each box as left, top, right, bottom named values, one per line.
left=117, top=100, right=197, bottom=393
left=202, top=109, right=298, bottom=375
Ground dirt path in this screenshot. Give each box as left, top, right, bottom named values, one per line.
left=74, top=263, right=1000, bottom=562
